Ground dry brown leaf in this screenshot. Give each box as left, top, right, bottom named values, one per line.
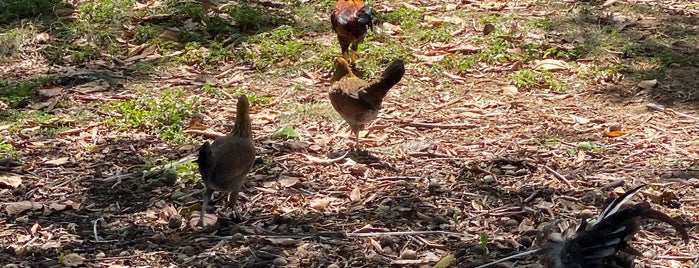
left=191, top=212, right=217, bottom=227
left=30, top=223, right=41, bottom=236
left=278, top=176, right=300, bottom=187
left=34, top=32, right=50, bottom=43
left=533, top=59, right=569, bottom=71
left=637, top=79, right=657, bottom=89
left=349, top=187, right=361, bottom=201
left=370, top=238, right=383, bottom=253
left=127, top=43, right=147, bottom=57
left=61, top=253, right=85, bottom=267
left=5, top=201, right=43, bottom=215
left=159, top=29, right=179, bottom=42
left=501, top=85, right=519, bottom=96
left=569, top=114, right=590, bottom=124
left=0, top=175, right=22, bottom=189
left=309, top=197, right=332, bottom=210
left=483, top=23, right=495, bottom=35
left=45, top=157, right=70, bottom=166
left=381, top=22, right=402, bottom=35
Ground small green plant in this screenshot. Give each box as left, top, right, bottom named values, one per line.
left=479, top=232, right=491, bottom=257
left=174, top=161, right=199, bottom=183
left=384, top=7, right=423, bottom=32
left=0, top=142, right=18, bottom=157
left=541, top=137, right=561, bottom=146
left=576, top=141, right=604, bottom=153
left=511, top=69, right=567, bottom=91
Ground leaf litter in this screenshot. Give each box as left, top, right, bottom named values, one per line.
left=1, top=0, right=698, bottom=267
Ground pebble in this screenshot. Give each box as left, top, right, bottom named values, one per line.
left=401, top=249, right=417, bottom=259
left=272, top=257, right=287, bottom=267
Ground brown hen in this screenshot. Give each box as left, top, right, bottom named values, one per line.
left=197, top=95, right=256, bottom=226
left=329, top=57, right=405, bottom=148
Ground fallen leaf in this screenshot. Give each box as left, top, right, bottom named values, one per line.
left=349, top=187, right=361, bottom=201
left=533, top=59, right=569, bottom=71
left=61, top=253, right=85, bottom=267
left=45, top=157, right=70, bottom=166
left=434, top=253, right=455, bottom=268
left=569, top=114, right=590, bottom=124
left=501, top=85, right=519, bottom=96
left=278, top=176, right=299, bottom=187
left=637, top=79, right=657, bottom=89
left=0, top=175, right=22, bottom=189
left=5, top=201, right=43, bottom=216
left=273, top=125, right=299, bottom=139
left=159, top=29, right=179, bottom=42
left=483, top=23, right=495, bottom=35
left=191, top=212, right=217, bottom=227
left=309, top=197, right=332, bottom=210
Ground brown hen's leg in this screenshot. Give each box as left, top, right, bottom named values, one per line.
left=226, top=191, right=241, bottom=220
left=198, top=187, right=214, bottom=227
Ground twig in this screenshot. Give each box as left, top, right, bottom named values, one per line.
left=403, top=121, right=476, bottom=129
left=102, top=173, right=135, bottom=183
left=183, top=129, right=226, bottom=139
left=474, top=249, right=542, bottom=268
left=542, top=165, right=573, bottom=188
left=302, top=151, right=349, bottom=165
left=374, top=176, right=422, bottom=180
left=92, top=218, right=103, bottom=242
left=346, top=230, right=465, bottom=237
left=648, top=103, right=699, bottom=121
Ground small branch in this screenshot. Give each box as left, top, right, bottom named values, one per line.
left=346, top=230, right=465, bottom=237
left=92, top=218, right=103, bottom=242
left=648, top=103, right=699, bottom=121
left=542, top=165, right=573, bottom=188
left=183, top=129, right=226, bottom=139
left=403, top=121, right=476, bottom=129
left=102, top=173, right=136, bottom=183
left=474, top=249, right=542, bottom=268
left=302, top=151, right=349, bottom=165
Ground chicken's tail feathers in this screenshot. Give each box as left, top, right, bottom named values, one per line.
left=357, top=6, right=374, bottom=30
left=197, top=141, right=213, bottom=179
left=596, top=184, right=646, bottom=223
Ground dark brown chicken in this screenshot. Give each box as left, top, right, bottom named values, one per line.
left=540, top=185, right=690, bottom=268
left=329, top=57, right=404, bottom=148
left=330, top=0, right=374, bottom=62
left=197, top=95, right=256, bottom=226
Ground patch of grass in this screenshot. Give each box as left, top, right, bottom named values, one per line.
left=0, top=0, right=66, bottom=21
left=511, top=69, right=567, bottom=91
left=418, top=24, right=455, bottom=43
left=0, top=24, right=37, bottom=61
left=103, top=88, right=201, bottom=143
left=242, top=25, right=321, bottom=70
left=0, top=142, right=19, bottom=157
left=77, top=0, right=134, bottom=24
left=173, top=161, right=199, bottom=183
left=283, top=101, right=339, bottom=122
left=384, top=7, right=423, bottom=32
left=0, top=76, right=63, bottom=108
left=223, top=3, right=290, bottom=33
left=442, top=53, right=476, bottom=74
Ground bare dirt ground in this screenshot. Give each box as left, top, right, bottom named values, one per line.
left=1, top=0, right=698, bottom=267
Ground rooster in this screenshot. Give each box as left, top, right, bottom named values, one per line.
left=330, top=0, right=374, bottom=63
left=540, top=185, right=690, bottom=268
